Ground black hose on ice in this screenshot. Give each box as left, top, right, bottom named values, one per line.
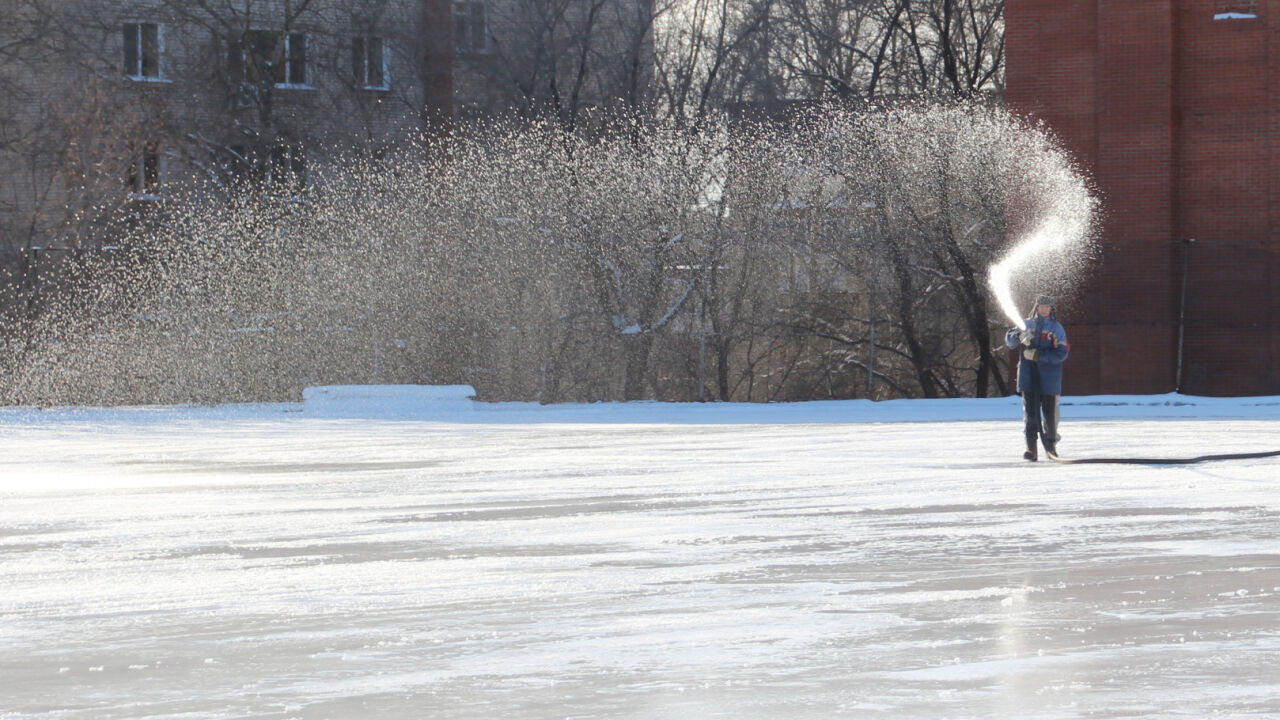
left=1046, top=449, right=1280, bottom=465
left=1026, top=350, right=1278, bottom=465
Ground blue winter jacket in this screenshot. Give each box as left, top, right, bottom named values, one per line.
left=1005, top=315, right=1069, bottom=395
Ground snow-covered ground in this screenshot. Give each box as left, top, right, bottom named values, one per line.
left=2, top=387, right=1279, bottom=719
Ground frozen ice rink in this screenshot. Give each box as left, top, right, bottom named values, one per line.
left=2, top=388, right=1279, bottom=719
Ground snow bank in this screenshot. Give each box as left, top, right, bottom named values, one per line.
left=301, top=384, right=476, bottom=418
left=292, top=387, right=1276, bottom=424
left=1, top=386, right=1277, bottom=426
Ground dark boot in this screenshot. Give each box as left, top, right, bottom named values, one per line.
left=1041, top=396, right=1060, bottom=456
left=1022, top=392, right=1041, bottom=461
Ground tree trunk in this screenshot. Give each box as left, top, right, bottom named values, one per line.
left=716, top=335, right=731, bottom=401
left=891, top=260, right=938, bottom=398
left=622, top=333, right=650, bottom=401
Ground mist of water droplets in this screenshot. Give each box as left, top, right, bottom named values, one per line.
left=0, top=102, right=1097, bottom=406
left=987, top=133, right=1097, bottom=330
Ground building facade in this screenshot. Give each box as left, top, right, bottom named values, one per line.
left=0, top=0, right=454, bottom=276
left=1007, top=0, right=1280, bottom=396
left=0, top=0, right=652, bottom=284
left=451, top=0, right=654, bottom=123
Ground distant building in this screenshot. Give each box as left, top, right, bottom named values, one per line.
left=451, top=0, right=654, bottom=123
left=1007, top=1, right=1279, bottom=396
left=0, top=0, right=652, bottom=281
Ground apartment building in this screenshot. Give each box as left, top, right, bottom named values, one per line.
left=450, top=0, right=654, bottom=122
left=0, top=0, right=653, bottom=281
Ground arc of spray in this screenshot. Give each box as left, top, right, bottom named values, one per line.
left=988, top=215, right=1085, bottom=331
left=988, top=240, right=1036, bottom=331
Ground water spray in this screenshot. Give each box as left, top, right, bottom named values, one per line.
left=987, top=190, right=1093, bottom=329
left=4, top=103, right=1104, bottom=407
left=988, top=250, right=1030, bottom=331
left=989, top=217, right=1073, bottom=330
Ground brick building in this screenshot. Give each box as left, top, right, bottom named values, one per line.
left=1007, top=0, right=1280, bottom=396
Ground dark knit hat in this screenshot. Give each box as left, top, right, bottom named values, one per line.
left=1028, top=294, right=1057, bottom=319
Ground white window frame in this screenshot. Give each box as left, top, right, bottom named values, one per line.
left=234, top=30, right=311, bottom=89
left=123, top=22, right=167, bottom=82
left=277, top=32, right=309, bottom=88
left=454, top=2, right=488, bottom=54
left=1214, top=0, right=1259, bottom=18
left=355, top=35, right=391, bottom=90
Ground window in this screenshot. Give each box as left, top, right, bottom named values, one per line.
left=127, top=142, right=162, bottom=198
left=123, top=22, right=162, bottom=80
left=1215, top=0, right=1258, bottom=18
left=454, top=2, right=488, bottom=53
left=353, top=35, right=390, bottom=89
left=268, top=145, right=307, bottom=196
left=231, top=30, right=309, bottom=87
left=281, top=33, right=308, bottom=85
left=217, top=144, right=304, bottom=195
left=220, top=145, right=305, bottom=194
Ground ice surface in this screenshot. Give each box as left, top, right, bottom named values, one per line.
left=2, top=388, right=1279, bottom=718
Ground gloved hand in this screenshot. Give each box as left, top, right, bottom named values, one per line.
left=1023, top=347, right=1040, bottom=362
left=1047, top=331, right=1058, bottom=348
left=1019, top=329, right=1034, bottom=347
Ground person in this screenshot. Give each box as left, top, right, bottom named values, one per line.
left=1005, top=294, right=1069, bottom=461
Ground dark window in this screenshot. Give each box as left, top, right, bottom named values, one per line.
left=224, top=144, right=259, bottom=186
left=231, top=30, right=308, bottom=86
left=123, top=23, right=161, bottom=79
left=127, top=141, right=162, bottom=197
left=230, top=30, right=273, bottom=84
left=454, top=2, right=487, bottom=53
left=284, top=33, right=307, bottom=84
left=354, top=35, right=389, bottom=89
left=269, top=146, right=307, bottom=196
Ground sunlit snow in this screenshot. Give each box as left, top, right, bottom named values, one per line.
left=3, top=387, right=1279, bottom=718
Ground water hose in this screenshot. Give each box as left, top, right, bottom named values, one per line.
left=1025, top=347, right=1278, bottom=465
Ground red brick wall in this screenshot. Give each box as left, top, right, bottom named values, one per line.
left=1007, top=0, right=1280, bottom=396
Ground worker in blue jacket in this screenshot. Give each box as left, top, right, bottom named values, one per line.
left=1005, top=294, right=1069, bottom=461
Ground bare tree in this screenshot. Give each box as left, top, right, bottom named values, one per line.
left=651, top=0, right=778, bottom=123
left=772, top=0, right=905, bottom=99
left=757, top=0, right=1004, bottom=103
left=0, top=1, right=176, bottom=300
left=453, top=0, right=655, bottom=128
